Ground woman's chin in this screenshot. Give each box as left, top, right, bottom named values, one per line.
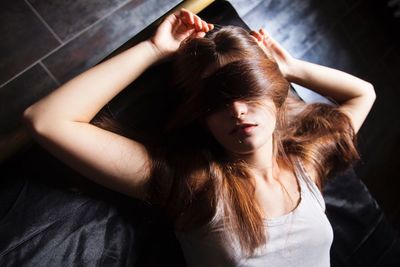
left=226, top=142, right=259, bottom=155
left=224, top=136, right=271, bottom=156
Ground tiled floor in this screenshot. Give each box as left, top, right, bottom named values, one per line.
left=1, top=0, right=400, bottom=230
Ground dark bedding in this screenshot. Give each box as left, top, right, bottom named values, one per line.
left=0, top=144, right=185, bottom=266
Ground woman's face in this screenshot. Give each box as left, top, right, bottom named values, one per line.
left=205, top=98, right=277, bottom=155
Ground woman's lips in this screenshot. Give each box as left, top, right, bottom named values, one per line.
left=241, top=124, right=257, bottom=134
left=229, top=123, right=258, bottom=135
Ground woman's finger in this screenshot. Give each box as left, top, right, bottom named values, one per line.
left=260, top=28, right=268, bottom=37
left=249, top=35, right=259, bottom=43
left=196, top=31, right=206, bottom=38
left=180, top=8, right=194, bottom=24
left=258, top=28, right=273, bottom=46
left=180, top=12, right=191, bottom=24
left=193, top=15, right=202, bottom=31
left=259, top=28, right=274, bottom=43
left=201, top=20, right=209, bottom=31
left=250, top=30, right=263, bottom=42
left=179, top=8, right=212, bottom=32
left=251, top=31, right=262, bottom=42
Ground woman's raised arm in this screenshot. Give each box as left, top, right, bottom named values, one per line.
left=250, top=28, right=376, bottom=134
left=24, top=41, right=161, bottom=126
left=22, top=8, right=213, bottom=200
left=286, top=59, right=376, bottom=134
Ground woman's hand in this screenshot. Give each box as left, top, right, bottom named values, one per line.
left=150, top=8, right=214, bottom=58
left=249, top=28, right=295, bottom=79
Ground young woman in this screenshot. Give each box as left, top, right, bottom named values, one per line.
left=22, top=8, right=376, bottom=267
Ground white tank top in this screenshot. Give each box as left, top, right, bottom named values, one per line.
left=175, top=157, right=334, bottom=267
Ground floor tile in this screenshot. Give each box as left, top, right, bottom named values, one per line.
left=0, top=0, right=59, bottom=86
left=42, top=0, right=180, bottom=84
left=28, top=0, right=131, bottom=41
left=381, top=46, right=400, bottom=85
left=287, top=21, right=366, bottom=104
left=301, top=24, right=367, bottom=78
left=242, top=0, right=348, bottom=58
left=0, top=64, right=58, bottom=136
left=354, top=59, right=399, bottom=163
left=340, top=0, right=396, bottom=65
left=342, top=0, right=362, bottom=9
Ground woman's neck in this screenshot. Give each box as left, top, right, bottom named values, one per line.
left=232, top=137, right=282, bottom=182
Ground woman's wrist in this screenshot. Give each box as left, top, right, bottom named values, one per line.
left=284, top=58, right=306, bottom=83
left=143, top=39, right=168, bottom=61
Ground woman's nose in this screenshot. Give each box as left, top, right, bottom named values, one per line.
left=230, top=100, right=248, bottom=119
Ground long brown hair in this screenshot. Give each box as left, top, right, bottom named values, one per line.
left=93, top=25, right=360, bottom=257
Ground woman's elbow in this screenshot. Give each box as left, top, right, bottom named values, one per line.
left=22, top=106, right=38, bottom=133
left=21, top=105, right=47, bottom=135
left=365, top=82, right=376, bottom=102
left=22, top=104, right=34, bottom=121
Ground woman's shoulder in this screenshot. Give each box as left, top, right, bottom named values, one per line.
left=294, top=157, right=320, bottom=188
left=303, top=162, right=319, bottom=184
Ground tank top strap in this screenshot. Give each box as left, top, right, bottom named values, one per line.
left=293, top=156, right=326, bottom=212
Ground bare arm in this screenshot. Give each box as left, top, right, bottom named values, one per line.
left=22, top=41, right=161, bottom=199
left=23, top=40, right=161, bottom=126
left=22, top=8, right=214, bottom=200
left=250, top=27, right=376, bottom=184
left=250, top=28, right=376, bottom=134
left=286, top=58, right=376, bottom=134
